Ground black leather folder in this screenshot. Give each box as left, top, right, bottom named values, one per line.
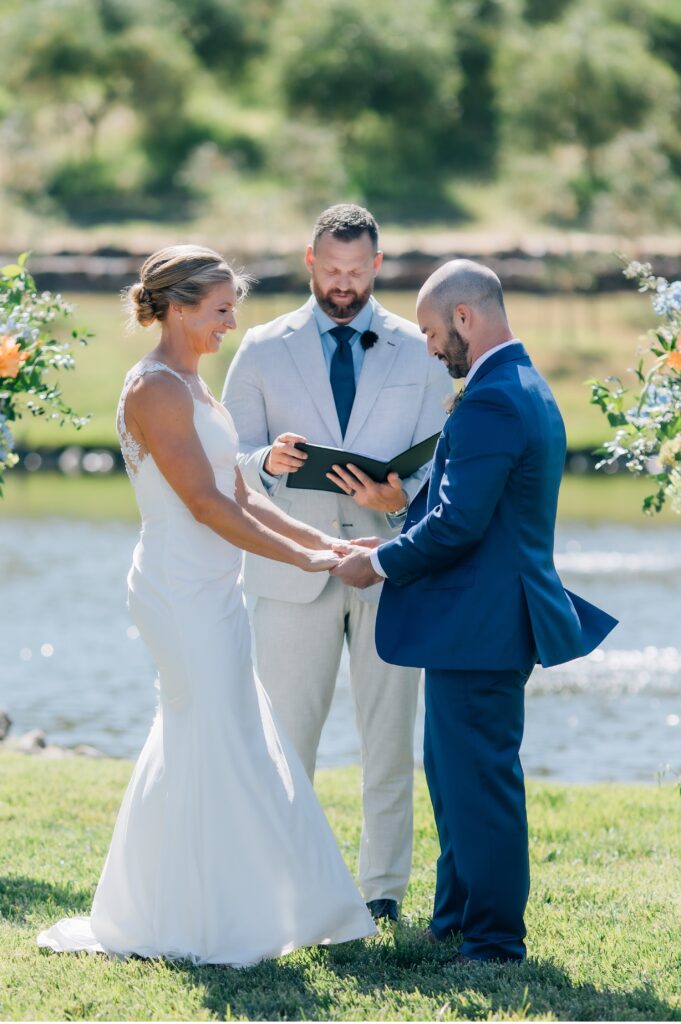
left=286, top=431, right=440, bottom=494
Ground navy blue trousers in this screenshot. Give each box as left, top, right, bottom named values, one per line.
left=424, top=665, right=533, bottom=961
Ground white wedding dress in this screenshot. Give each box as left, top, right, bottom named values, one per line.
left=37, top=359, right=375, bottom=965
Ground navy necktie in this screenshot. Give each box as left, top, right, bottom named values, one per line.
left=329, top=325, right=356, bottom=437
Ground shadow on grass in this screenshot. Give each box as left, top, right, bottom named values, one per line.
left=169, top=924, right=680, bottom=1022
left=0, top=876, right=93, bottom=924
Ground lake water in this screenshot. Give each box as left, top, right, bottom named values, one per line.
left=0, top=519, right=679, bottom=783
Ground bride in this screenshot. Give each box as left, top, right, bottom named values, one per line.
left=37, top=245, right=375, bottom=965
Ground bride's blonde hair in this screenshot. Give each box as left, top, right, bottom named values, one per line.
left=124, top=244, right=251, bottom=329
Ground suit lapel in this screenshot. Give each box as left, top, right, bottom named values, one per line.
left=283, top=300, right=343, bottom=445
left=342, top=303, right=402, bottom=450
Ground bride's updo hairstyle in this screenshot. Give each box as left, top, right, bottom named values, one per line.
left=125, top=244, right=250, bottom=329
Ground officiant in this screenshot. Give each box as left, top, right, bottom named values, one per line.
left=222, top=204, right=449, bottom=923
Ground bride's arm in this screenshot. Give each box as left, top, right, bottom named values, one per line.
left=126, top=374, right=338, bottom=572
left=234, top=468, right=338, bottom=551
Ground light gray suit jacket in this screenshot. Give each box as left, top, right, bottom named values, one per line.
left=222, top=296, right=451, bottom=605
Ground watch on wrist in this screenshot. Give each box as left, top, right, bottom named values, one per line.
left=390, top=502, right=409, bottom=517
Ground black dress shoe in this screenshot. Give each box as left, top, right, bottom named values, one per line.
left=366, top=898, right=399, bottom=922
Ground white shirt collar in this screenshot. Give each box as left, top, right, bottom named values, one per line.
left=464, top=339, right=521, bottom=387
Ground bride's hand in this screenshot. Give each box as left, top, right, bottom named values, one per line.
left=311, top=531, right=354, bottom=557
left=297, top=548, right=342, bottom=573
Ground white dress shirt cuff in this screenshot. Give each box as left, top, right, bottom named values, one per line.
left=258, top=448, right=278, bottom=494
left=370, top=548, right=387, bottom=578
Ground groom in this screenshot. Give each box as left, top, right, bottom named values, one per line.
left=332, top=259, right=618, bottom=961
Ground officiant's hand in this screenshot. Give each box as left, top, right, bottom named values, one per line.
left=331, top=548, right=382, bottom=588
left=264, top=433, right=308, bottom=475
left=326, top=464, right=407, bottom=514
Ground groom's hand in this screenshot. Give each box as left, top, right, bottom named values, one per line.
left=349, top=536, right=383, bottom=550
left=331, top=548, right=381, bottom=588
left=326, top=464, right=407, bottom=514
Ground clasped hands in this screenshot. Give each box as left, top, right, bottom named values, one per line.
left=330, top=536, right=384, bottom=588
left=267, top=433, right=399, bottom=585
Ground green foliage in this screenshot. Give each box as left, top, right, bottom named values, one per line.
left=441, top=0, right=504, bottom=175
left=169, top=0, right=278, bottom=75
left=0, top=0, right=680, bottom=229
left=522, top=0, right=574, bottom=23
left=590, top=261, right=681, bottom=514
left=275, top=0, right=461, bottom=213
left=0, top=256, right=90, bottom=494
left=497, top=4, right=681, bottom=223
left=501, top=6, right=673, bottom=153
left=602, top=0, right=681, bottom=75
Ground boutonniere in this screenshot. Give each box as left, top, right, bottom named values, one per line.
left=445, top=386, right=466, bottom=415
left=360, top=330, right=378, bottom=351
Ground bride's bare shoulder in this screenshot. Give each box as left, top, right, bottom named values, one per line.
left=125, top=365, right=193, bottom=423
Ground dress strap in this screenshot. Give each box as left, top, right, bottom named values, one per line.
left=116, top=360, right=195, bottom=477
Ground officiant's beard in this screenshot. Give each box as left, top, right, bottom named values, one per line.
left=441, top=325, right=471, bottom=379
left=312, top=280, right=373, bottom=322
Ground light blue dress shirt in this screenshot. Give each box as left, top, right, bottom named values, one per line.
left=257, top=296, right=409, bottom=529
left=313, top=296, right=375, bottom=379
left=259, top=297, right=376, bottom=489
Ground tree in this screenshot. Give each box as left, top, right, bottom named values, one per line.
left=275, top=0, right=461, bottom=215
left=167, top=0, right=278, bottom=77
left=436, top=0, right=506, bottom=175
left=497, top=4, right=681, bottom=220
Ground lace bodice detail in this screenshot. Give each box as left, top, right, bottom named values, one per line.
left=116, top=360, right=210, bottom=477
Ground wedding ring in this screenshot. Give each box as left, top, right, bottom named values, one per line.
left=349, top=488, right=356, bottom=496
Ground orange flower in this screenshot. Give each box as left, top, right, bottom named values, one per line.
left=0, top=335, right=27, bottom=378
left=667, top=350, right=681, bottom=371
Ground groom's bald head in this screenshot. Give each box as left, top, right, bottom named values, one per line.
left=417, top=259, right=506, bottom=322
left=416, top=259, right=513, bottom=378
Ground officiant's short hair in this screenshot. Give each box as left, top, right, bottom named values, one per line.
left=312, top=204, right=379, bottom=252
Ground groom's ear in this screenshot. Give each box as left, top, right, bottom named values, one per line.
left=454, top=303, right=471, bottom=329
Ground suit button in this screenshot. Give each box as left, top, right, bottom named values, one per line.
left=332, top=520, right=339, bottom=529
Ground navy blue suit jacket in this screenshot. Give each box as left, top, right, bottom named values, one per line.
left=376, top=343, right=617, bottom=671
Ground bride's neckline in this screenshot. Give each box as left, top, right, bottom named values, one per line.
left=139, top=357, right=203, bottom=382
left=135, top=357, right=218, bottom=411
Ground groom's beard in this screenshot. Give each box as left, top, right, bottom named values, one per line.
left=312, top=280, right=373, bottom=322
left=440, top=325, right=471, bottom=379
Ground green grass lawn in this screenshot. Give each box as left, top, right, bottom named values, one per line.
left=0, top=755, right=679, bottom=1021
left=12, top=289, right=655, bottom=452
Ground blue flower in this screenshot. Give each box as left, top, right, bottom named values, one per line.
left=652, top=280, right=681, bottom=317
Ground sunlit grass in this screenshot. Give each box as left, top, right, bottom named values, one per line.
left=0, top=755, right=679, bottom=1021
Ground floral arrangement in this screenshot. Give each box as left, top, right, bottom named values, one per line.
left=0, top=253, right=89, bottom=494
left=590, top=261, right=681, bottom=515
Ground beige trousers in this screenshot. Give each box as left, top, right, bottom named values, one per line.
left=253, top=576, right=420, bottom=903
